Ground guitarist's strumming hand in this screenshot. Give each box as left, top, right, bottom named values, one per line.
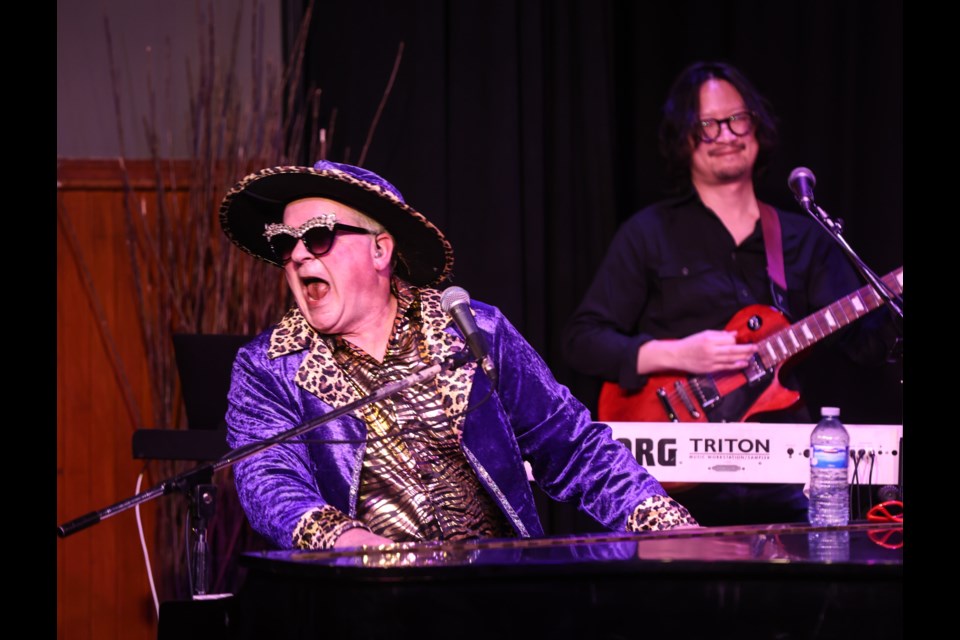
left=636, top=329, right=758, bottom=375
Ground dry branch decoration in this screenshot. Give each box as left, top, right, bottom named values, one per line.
left=57, top=0, right=403, bottom=602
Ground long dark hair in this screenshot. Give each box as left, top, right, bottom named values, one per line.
left=659, top=61, right=779, bottom=190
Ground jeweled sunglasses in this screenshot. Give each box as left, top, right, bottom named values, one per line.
left=263, top=213, right=377, bottom=263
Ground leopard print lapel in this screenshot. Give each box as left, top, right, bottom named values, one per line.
left=268, top=307, right=363, bottom=410
left=417, top=287, right=475, bottom=440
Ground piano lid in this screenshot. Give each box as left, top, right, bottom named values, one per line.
left=240, top=521, right=902, bottom=575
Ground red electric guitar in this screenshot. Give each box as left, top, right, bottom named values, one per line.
left=598, top=266, right=903, bottom=424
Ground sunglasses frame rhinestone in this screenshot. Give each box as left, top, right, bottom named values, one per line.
left=263, top=213, right=377, bottom=263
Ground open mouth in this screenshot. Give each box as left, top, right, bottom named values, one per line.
left=302, top=276, right=330, bottom=303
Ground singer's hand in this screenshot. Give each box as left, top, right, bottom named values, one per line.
left=334, top=528, right=395, bottom=549
left=637, top=330, right=758, bottom=375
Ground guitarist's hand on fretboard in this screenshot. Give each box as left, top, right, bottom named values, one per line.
left=638, top=329, right=760, bottom=375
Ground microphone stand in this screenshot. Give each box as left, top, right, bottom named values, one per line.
left=795, top=193, right=903, bottom=506
left=800, top=197, right=904, bottom=508
left=57, top=350, right=475, bottom=596
left=796, top=199, right=904, bottom=322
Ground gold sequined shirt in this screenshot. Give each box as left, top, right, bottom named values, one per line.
left=323, top=281, right=513, bottom=542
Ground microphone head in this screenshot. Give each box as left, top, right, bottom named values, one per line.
left=441, top=286, right=470, bottom=312
left=788, top=166, right=816, bottom=190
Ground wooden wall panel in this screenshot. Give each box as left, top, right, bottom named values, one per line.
left=57, top=158, right=192, bottom=640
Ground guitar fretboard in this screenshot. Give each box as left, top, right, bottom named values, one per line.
left=756, top=267, right=902, bottom=369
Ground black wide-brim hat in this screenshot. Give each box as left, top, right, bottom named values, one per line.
left=219, top=160, right=454, bottom=287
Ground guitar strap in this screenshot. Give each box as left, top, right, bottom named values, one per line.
left=758, top=202, right=792, bottom=317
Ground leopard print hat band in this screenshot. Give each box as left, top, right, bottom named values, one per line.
left=219, top=160, right=454, bottom=288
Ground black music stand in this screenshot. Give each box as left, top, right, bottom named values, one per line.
left=134, top=333, right=252, bottom=640
left=133, top=334, right=252, bottom=461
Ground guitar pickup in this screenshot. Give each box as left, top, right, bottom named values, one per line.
left=744, top=354, right=770, bottom=385
left=690, top=377, right=720, bottom=409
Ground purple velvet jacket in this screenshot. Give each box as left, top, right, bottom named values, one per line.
left=225, top=288, right=669, bottom=549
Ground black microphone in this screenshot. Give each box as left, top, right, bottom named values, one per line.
left=788, top=166, right=817, bottom=209
left=440, top=286, right=498, bottom=385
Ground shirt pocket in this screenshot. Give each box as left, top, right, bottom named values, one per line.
left=653, top=261, right=740, bottom=327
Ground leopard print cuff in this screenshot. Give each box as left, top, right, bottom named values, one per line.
left=627, top=495, right=699, bottom=532
left=292, top=505, right=372, bottom=550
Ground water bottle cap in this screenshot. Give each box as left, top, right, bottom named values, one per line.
left=820, top=406, right=840, bottom=417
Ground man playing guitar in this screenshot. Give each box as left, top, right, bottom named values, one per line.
left=562, top=61, right=901, bottom=526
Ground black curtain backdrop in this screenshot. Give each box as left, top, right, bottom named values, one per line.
left=282, top=0, right=902, bottom=441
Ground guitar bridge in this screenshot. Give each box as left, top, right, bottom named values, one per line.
left=655, top=388, right=679, bottom=422
left=673, top=381, right=702, bottom=419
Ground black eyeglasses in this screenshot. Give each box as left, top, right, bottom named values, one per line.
left=263, top=214, right=377, bottom=263
left=696, top=111, right=756, bottom=143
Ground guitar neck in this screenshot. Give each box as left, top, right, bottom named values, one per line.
left=756, top=267, right=903, bottom=369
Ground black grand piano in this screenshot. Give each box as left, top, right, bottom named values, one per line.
left=205, top=521, right=901, bottom=640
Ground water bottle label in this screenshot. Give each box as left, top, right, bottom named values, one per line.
left=811, top=446, right=848, bottom=469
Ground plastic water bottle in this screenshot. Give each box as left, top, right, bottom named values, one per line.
left=808, top=406, right=850, bottom=526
